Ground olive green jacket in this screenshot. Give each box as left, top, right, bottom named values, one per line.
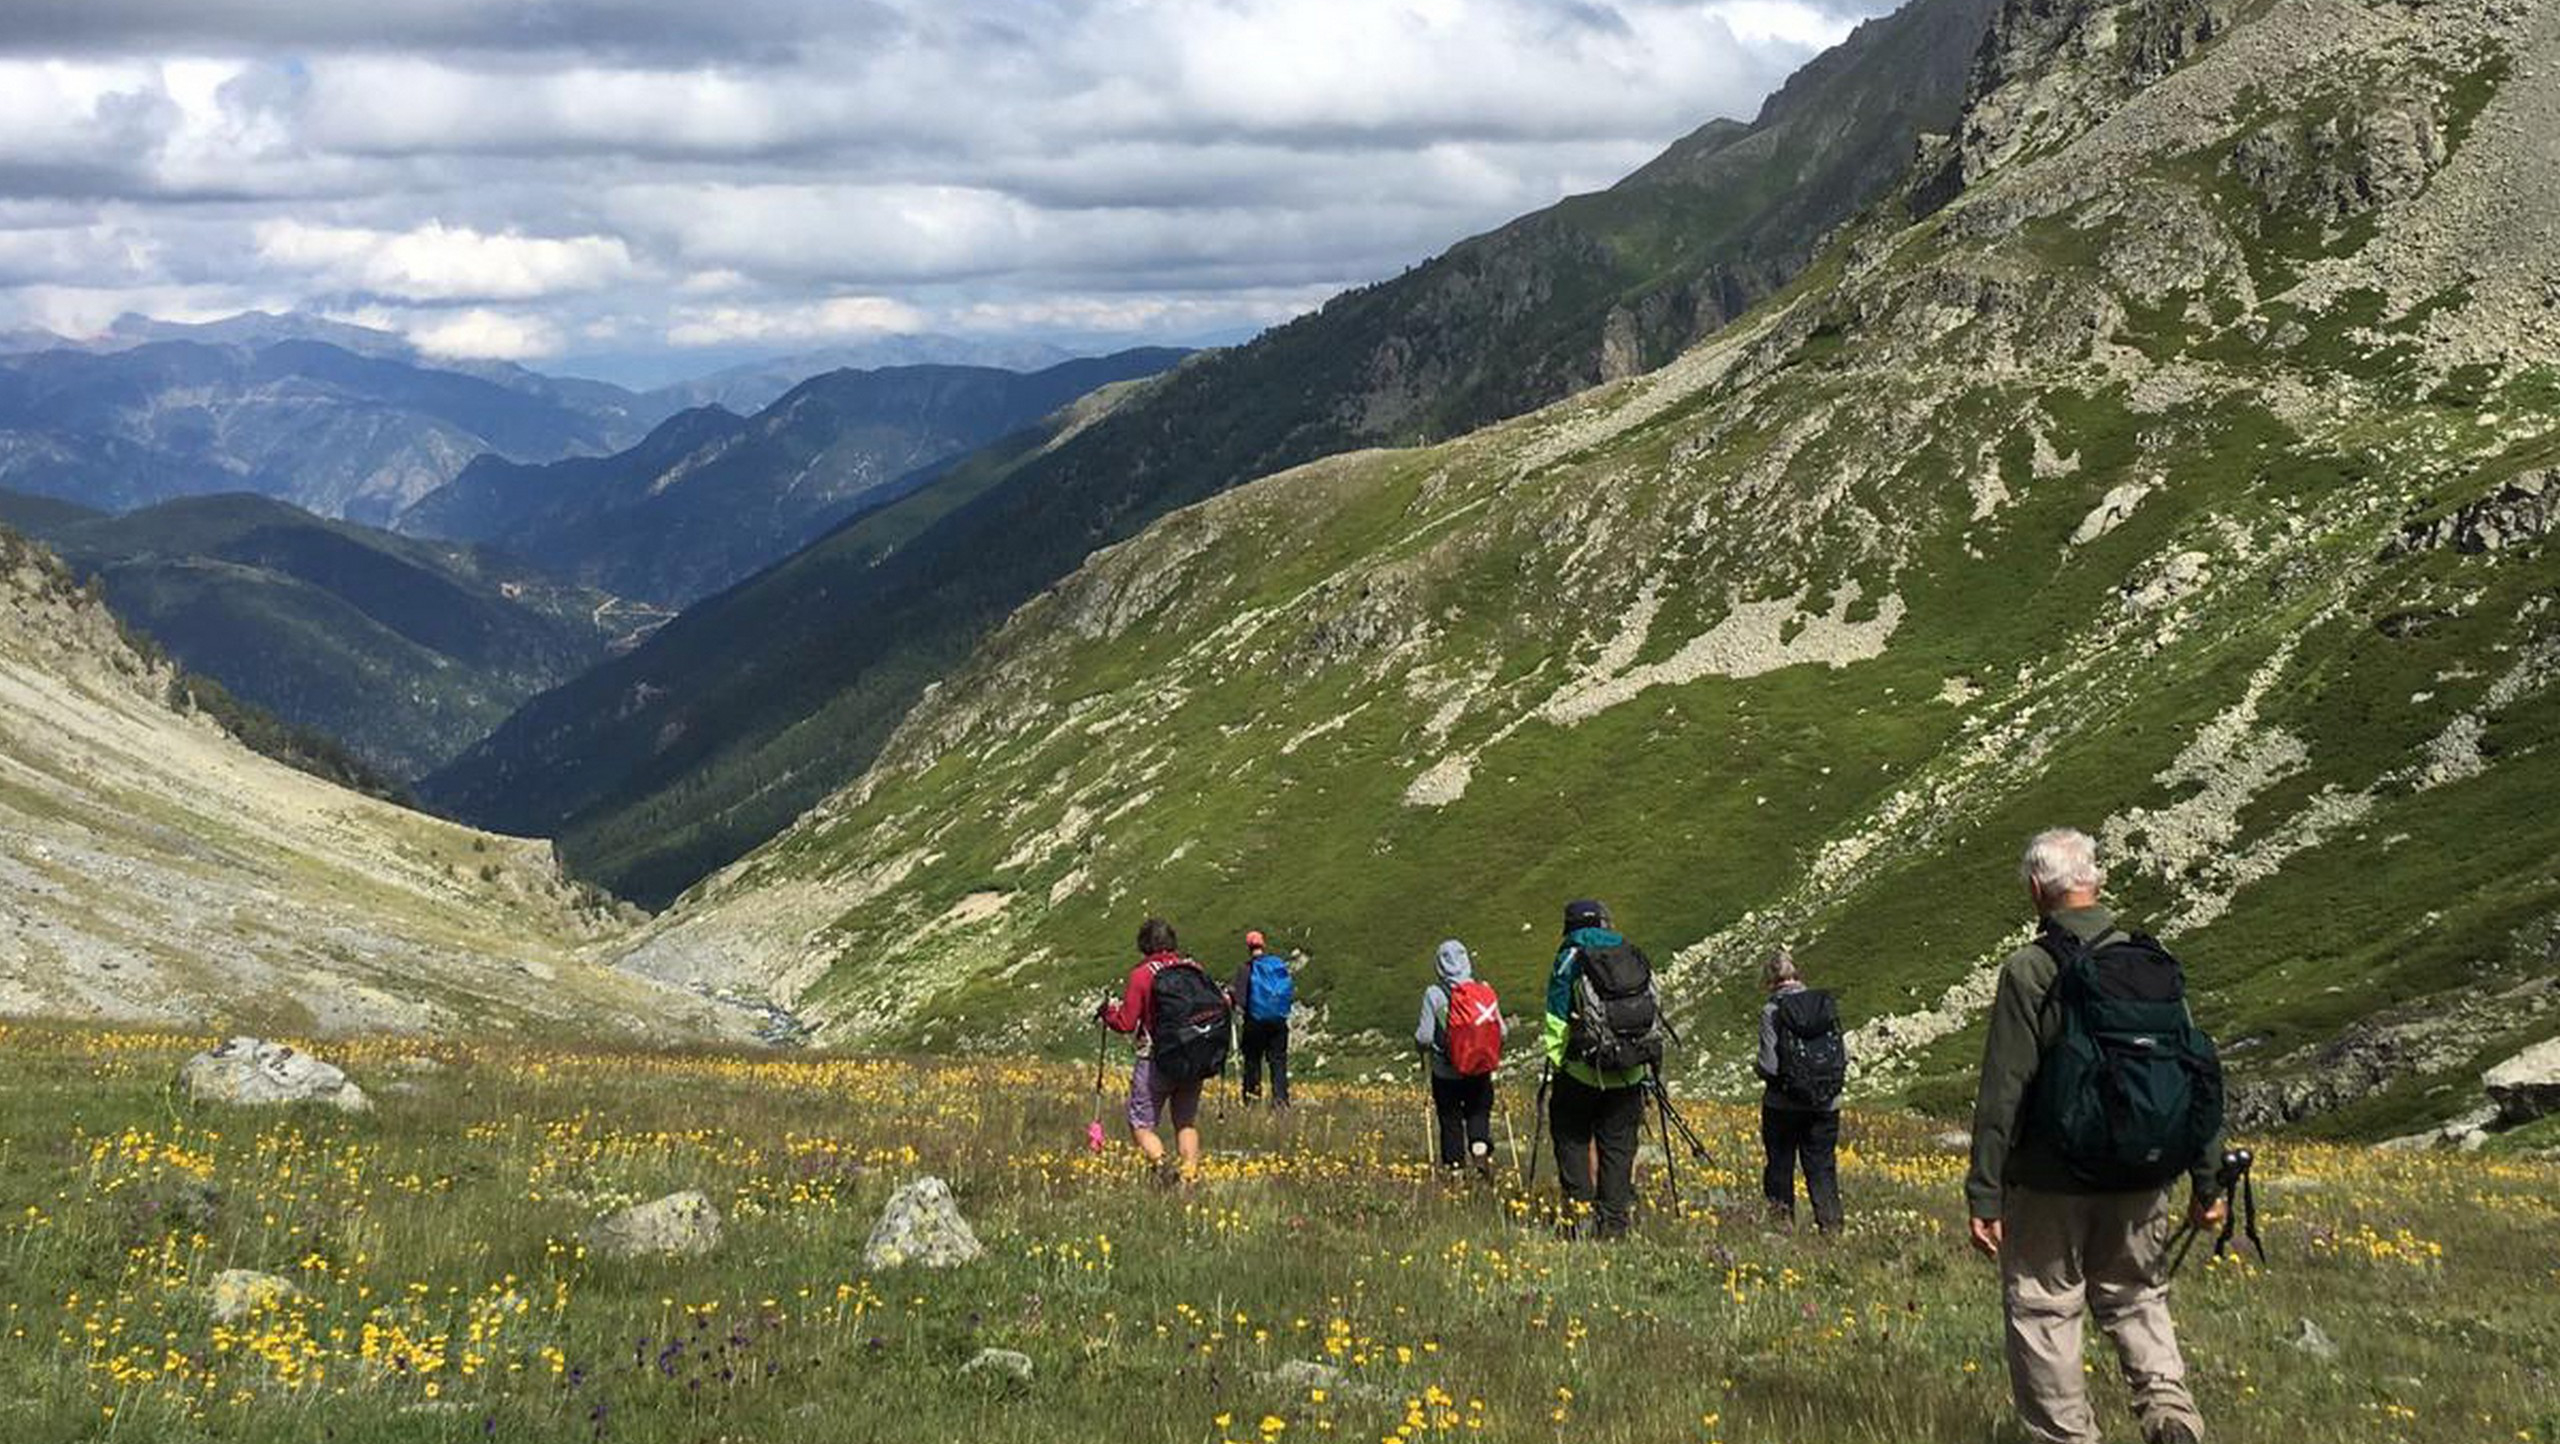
left=1963, top=904, right=2226, bottom=1220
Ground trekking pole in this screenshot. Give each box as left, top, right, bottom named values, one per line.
left=1525, top=1064, right=1552, bottom=1189
left=1085, top=1009, right=1111, bottom=1153
left=2164, top=1148, right=2260, bottom=1280
left=1649, top=1074, right=1716, bottom=1169
left=1652, top=1070, right=1682, bottom=1214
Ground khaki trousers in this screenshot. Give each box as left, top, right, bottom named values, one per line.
left=2000, top=1185, right=2206, bottom=1444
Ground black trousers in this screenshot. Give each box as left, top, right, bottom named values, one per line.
left=1429, top=1073, right=1494, bottom=1166
left=1550, top=1073, right=1645, bottom=1237
left=1760, top=1104, right=1844, bottom=1230
left=1238, top=1019, right=1290, bottom=1103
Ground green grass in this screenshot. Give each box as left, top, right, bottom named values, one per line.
left=2, top=1025, right=2551, bottom=1444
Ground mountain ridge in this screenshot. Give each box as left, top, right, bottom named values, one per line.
left=618, top=0, right=2560, bottom=1141
left=2, top=489, right=619, bottom=777
left=397, top=349, right=1188, bottom=606
left=427, top=0, right=2005, bottom=905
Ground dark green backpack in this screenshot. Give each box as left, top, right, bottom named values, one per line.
left=2025, top=925, right=2224, bottom=1190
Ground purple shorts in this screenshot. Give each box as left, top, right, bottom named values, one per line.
left=1127, top=1054, right=1204, bottom=1132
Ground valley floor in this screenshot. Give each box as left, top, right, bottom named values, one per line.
left=1, top=1024, right=2551, bottom=1443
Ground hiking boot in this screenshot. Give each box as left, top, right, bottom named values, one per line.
left=2143, top=1421, right=2201, bottom=1444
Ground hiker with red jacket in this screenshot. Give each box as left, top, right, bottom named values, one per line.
left=1097, top=916, right=1230, bottom=1184
left=1415, top=939, right=1507, bottom=1176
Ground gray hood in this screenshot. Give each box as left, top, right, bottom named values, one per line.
left=1436, top=939, right=1474, bottom=986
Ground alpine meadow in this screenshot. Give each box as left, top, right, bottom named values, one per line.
left=2, top=0, right=2558, bottom=1441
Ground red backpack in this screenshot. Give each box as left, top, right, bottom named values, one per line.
left=1444, top=980, right=1503, bottom=1077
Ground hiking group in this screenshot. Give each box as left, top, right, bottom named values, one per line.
left=1094, top=824, right=2233, bottom=1444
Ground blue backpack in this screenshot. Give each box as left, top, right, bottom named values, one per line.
left=1246, top=951, right=1295, bottom=1022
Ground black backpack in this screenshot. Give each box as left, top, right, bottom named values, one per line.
left=1149, top=959, right=1233, bottom=1085
left=1771, top=989, right=1848, bottom=1108
left=1565, top=942, right=1668, bottom=1073
left=2025, top=924, right=2225, bottom=1190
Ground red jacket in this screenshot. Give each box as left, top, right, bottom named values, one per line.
left=1104, top=953, right=1187, bottom=1038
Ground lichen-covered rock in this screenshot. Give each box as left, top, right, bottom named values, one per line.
left=181, top=1038, right=370, bottom=1113
left=210, top=1269, right=298, bottom=1324
left=960, top=1348, right=1034, bottom=1385
left=862, top=1176, right=983, bottom=1270
left=2485, top=1037, right=2560, bottom=1127
left=585, top=1190, right=722, bottom=1259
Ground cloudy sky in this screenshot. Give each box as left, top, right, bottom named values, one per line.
left=1, top=0, right=1896, bottom=382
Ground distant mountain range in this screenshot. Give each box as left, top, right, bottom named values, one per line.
left=425, top=0, right=2000, bottom=906
left=0, top=489, right=620, bottom=778
left=638, top=336, right=1085, bottom=415
left=0, top=336, right=659, bottom=525
left=0, top=313, right=1121, bottom=533
left=396, top=349, right=1189, bottom=606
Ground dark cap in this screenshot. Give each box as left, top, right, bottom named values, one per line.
left=1562, top=899, right=1610, bottom=931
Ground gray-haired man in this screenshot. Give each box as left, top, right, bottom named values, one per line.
left=1966, top=827, right=2226, bottom=1444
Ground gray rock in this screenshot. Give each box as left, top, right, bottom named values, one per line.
left=1257, top=1359, right=1391, bottom=1403
left=210, top=1268, right=299, bottom=1324
left=960, top=1348, right=1034, bottom=1385
left=2286, top=1317, right=2339, bottom=1362
left=1265, top=1360, right=1344, bottom=1392
left=863, top=1176, right=983, bottom=1270
left=585, top=1190, right=722, bottom=1259
left=1933, top=1129, right=1973, bottom=1153
left=180, top=1037, right=370, bottom=1113
left=2484, top=1037, right=2560, bottom=1126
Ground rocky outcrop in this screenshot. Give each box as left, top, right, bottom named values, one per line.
left=181, top=1038, right=370, bottom=1113
left=2231, top=977, right=2560, bottom=1131
left=584, top=1190, right=723, bottom=1259
left=1963, top=0, right=2232, bottom=181
left=862, top=1176, right=983, bottom=1270
left=2390, top=472, right=2554, bottom=556
left=2484, top=1037, right=2560, bottom=1126
left=2230, top=96, right=2448, bottom=236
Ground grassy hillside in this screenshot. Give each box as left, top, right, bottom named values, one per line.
left=425, top=0, right=1998, bottom=907
left=6, top=492, right=615, bottom=778
left=631, top=0, right=2560, bottom=1140
left=1, top=1025, right=2550, bottom=1443
left=0, top=527, right=742, bottom=1038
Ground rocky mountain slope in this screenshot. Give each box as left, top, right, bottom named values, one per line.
left=629, top=0, right=2560, bottom=1137
left=0, top=526, right=747, bottom=1039
left=0, top=490, right=621, bottom=778
left=428, top=0, right=1999, bottom=906
left=398, top=350, right=1186, bottom=606
left=0, top=336, right=656, bottom=525
left=421, top=379, right=1163, bottom=906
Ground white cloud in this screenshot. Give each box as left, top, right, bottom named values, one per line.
left=1704, top=0, right=1862, bottom=49
left=666, top=295, right=931, bottom=348
left=253, top=219, right=637, bottom=301
left=8, top=281, right=286, bottom=337
left=403, top=306, right=564, bottom=359
left=0, top=0, right=1905, bottom=364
